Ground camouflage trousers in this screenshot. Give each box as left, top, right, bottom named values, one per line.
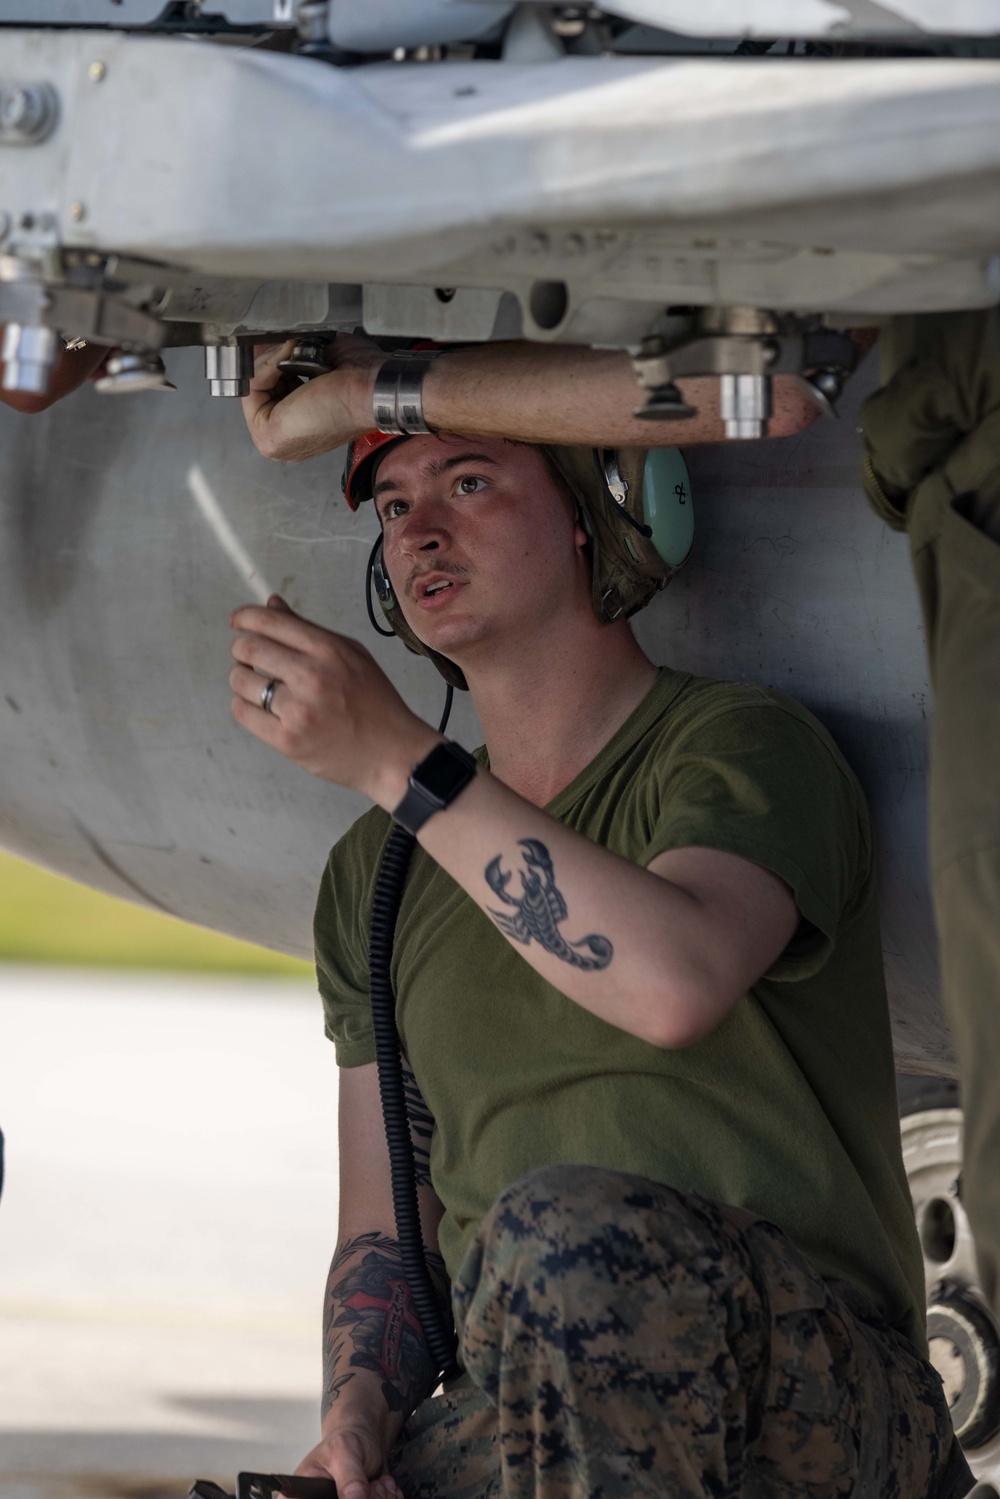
left=391, top=1166, right=970, bottom=1499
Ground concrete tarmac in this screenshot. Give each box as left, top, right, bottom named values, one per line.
left=0, top=967, right=340, bottom=1499
left=9, top=968, right=993, bottom=1495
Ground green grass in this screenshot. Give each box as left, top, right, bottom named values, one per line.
left=0, top=849, right=313, bottom=975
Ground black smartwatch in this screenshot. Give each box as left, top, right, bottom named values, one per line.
left=391, top=740, right=478, bottom=835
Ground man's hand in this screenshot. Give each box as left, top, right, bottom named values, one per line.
left=241, top=333, right=383, bottom=462
left=228, top=596, right=440, bottom=805
left=861, top=311, right=1000, bottom=534
left=295, top=1421, right=403, bottom=1499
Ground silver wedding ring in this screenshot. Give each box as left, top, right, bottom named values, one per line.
left=260, top=678, right=279, bottom=714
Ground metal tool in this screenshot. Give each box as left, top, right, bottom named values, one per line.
left=189, top=1475, right=338, bottom=1499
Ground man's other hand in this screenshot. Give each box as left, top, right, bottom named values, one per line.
left=241, top=333, right=383, bottom=463
left=229, top=596, right=439, bottom=805
left=861, top=311, right=1000, bottom=533
left=295, top=1421, right=404, bottom=1499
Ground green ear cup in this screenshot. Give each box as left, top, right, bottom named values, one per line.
left=642, top=449, right=694, bottom=568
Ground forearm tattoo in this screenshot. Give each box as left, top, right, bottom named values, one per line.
left=401, top=1058, right=434, bottom=1189
left=322, top=1231, right=449, bottom=1418
left=485, top=837, right=613, bottom=971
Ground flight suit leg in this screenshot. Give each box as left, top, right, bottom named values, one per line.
left=861, top=309, right=1000, bottom=1315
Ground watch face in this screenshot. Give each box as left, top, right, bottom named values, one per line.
left=416, top=743, right=476, bottom=803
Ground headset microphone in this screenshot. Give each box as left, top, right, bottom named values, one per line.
left=365, top=535, right=398, bottom=637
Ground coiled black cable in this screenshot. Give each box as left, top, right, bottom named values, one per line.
left=368, top=684, right=460, bottom=1383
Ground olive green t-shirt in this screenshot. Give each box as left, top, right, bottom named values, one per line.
left=315, top=669, right=926, bottom=1352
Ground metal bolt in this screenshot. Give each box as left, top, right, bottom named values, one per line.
left=0, top=252, right=33, bottom=281
left=2, top=89, right=32, bottom=131
left=88, top=61, right=106, bottom=83
left=552, top=13, right=587, bottom=37
left=296, top=0, right=329, bottom=45
left=69, top=201, right=86, bottom=222
left=0, top=84, right=57, bottom=142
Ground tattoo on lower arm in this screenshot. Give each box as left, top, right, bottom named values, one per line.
left=484, top=837, right=613, bottom=971
left=322, top=1231, right=448, bottom=1418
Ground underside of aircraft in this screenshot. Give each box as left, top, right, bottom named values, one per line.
left=1, top=2, right=999, bottom=1472
left=3, top=0, right=998, bottom=1058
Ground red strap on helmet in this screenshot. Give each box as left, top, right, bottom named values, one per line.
left=342, top=430, right=406, bottom=511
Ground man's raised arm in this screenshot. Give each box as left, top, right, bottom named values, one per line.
left=242, top=334, right=820, bottom=464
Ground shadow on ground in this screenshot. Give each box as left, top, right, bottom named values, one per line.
left=1, top=1395, right=319, bottom=1499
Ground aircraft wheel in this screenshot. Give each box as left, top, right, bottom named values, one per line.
left=899, top=1078, right=1000, bottom=1482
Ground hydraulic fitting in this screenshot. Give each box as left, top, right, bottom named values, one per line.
left=277, top=335, right=336, bottom=379
left=95, top=350, right=176, bottom=394
left=720, top=373, right=772, bottom=440
left=631, top=310, right=857, bottom=440
left=1, top=322, right=59, bottom=395
left=205, top=340, right=253, bottom=398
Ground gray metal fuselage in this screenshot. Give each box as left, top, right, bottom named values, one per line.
left=0, top=350, right=948, bottom=1073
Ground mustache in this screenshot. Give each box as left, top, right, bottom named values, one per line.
left=405, top=561, right=469, bottom=599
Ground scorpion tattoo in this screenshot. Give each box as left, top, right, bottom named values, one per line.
left=484, top=837, right=614, bottom=971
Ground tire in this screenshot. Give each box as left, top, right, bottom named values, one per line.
left=898, top=1076, right=1000, bottom=1481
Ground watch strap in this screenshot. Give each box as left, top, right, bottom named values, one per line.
left=392, top=740, right=477, bottom=836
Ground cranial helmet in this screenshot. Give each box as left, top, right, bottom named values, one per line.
left=342, top=433, right=694, bottom=691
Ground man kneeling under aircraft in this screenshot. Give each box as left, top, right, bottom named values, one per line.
left=226, top=416, right=970, bottom=1499
left=7, top=328, right=989, bottom=1499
